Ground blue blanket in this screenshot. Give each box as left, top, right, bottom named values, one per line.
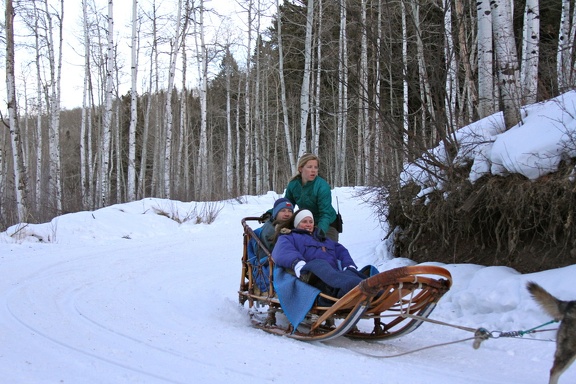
left=248, top=227, right=271, bottom=292
left=272, top=263, right=379, bottom=331
left=273, top=267, right=320, bottom=330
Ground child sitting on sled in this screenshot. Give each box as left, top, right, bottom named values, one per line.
left=247, top=198, right=294, bottom=292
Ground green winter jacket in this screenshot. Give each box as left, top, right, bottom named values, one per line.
left=284, top=175, right=337, bottom=233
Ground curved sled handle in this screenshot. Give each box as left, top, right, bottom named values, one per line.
left=314, top=265, right=452, bottom=328
left=360, top=265, right=453, bottom=296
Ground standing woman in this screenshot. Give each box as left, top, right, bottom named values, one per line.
left=284, top=153, right=339, bottom=241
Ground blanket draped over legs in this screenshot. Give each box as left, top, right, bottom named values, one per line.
left=273, top=268, right=320, bottom=330
left=301, top=259, right=368, bottom=298
left=273, top=259, right=377, bottom=329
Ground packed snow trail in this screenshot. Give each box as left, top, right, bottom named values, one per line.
left=0, top=189, right=572, bottom=383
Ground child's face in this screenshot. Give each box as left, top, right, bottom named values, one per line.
left=299, top=160, right=318, bottom=183
left=276, top=208, right=293, bottom=221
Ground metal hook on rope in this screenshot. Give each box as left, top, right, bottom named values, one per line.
left=472, top=320, right=559, bottom=349
left=472, top=327, right=491, bottom=349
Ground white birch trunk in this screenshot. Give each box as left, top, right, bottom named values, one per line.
left=491, top=0, right=521, bottom=128
left=477, top=0, right=494, bottom=118
left=86, top=2, right=97, bottom=208
left=254, top=9, right=262, bottom=194
left=138, top=2, right=159, bottom=199
left=80, top=0, right=93, bottom=209
left=360, top=0, right=369, bottom=184
left=401, top=0, right=409, bottom=152
left=444, top=0, right=458, bottom=129
left=139, top=74, right=153, bottom=199
left=163, top=0, right=183, bottom=198
left=101, top=0, right=114, bottom=206
left=312, top=0, right=322, bottom=156
left=149, top=2, right=161, bottom=196
left=33, top=2, right=44, bottom=210
left=569, top=1, right=576, bottom=85
left=262, top=75, right=270, bottom=192
left=520, top=0, right=539, bottom=104
left=44, top=0, right=63, bottom=213
left=178, top=57, right=188, bottom=198
left=114, top=50, right=122, bottom=203
left=298, top=0, right=314, bottom=158
left=127, top=0, right=139, bottom=201
left=243, top=2, right=253, bottom=194
left=193, top=0, right=210, bottom=198
left=335, top=0, right=348, bottom=186
left=225, top=48, right=234, bottom=195
left=455, top=0, right=476, bottom=124
left=114, top=99, right=122, bottom=203
left=6, top=0, right=29, bottom=221
left=235, top=75, right=242, bottom=194
left=55, top=0, right=64, bottom=211
left=176, top=3, right=190, bottom=199
left=557, top=0, right=571, bottom=91
left=276, top=0, right=296, bottom=172
left=373, top=0, right=382, bottom=176
left=0, top=125, right=4, bottom=220
left=21, top=80, right=30, bottom=170
left=411, top=0, right=436, bottom=145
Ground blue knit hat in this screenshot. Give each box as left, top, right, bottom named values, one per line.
left=272, top=198, right=294, bottom=219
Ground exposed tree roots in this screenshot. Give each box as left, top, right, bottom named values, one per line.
left=383, top=164, right=576, bottom=273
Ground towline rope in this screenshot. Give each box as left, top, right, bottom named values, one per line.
left=346, top=315, right=558, bottom=359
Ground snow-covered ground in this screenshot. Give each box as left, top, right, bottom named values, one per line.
left=1, top=187, right=574, bottom=383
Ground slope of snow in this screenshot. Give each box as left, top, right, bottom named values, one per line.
left=401, top=90, right=576, bottom=185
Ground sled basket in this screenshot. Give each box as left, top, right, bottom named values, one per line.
left=239, top=216, right=452, bottom=341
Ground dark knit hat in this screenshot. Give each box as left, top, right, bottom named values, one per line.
left=272, top=198, right=294, bottom=219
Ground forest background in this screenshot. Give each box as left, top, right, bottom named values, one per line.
left=2, top=0, right=576, bottom=269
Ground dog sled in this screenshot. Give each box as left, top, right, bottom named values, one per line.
left=239, top=215, right=452, bottom=342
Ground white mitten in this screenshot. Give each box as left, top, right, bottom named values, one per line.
left=294, top=260, right=306, bottom=278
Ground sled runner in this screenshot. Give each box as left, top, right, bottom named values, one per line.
left=239, top=216, right=452, bottom=342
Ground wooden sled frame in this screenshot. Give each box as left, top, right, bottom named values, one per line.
left=239, top=216, right=452, bottom=341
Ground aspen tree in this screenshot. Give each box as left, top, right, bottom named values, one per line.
left=6, top=0, right=30, bottom=222
left=476, top=0, right=494, bottom=118
left=358, top=0, right=369, bottom=185
left=520, top=0, right=539, bottom=104
left=335, top=0, right=348, bottom=186
left=557, top=0, right=571, bottom=91
left=276, top=0, right=296, bottom=171
left=100, top=0, right=114, bottom=207
left=43, top=0, right=64, bottom=213
left=311, top=0, right=322, bottom=156
left=127, top=0, right=139, bottom=201
left=192, top=0, right=210, bottom=198
left=298, top=0, right=314, bottom=158
left=81, top=0, right=94, bottom=209
left=163, top=0, right=184, bottom=198
left=491, top=0, right=521, bottom=128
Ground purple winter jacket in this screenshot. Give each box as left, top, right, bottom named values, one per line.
left=272, top=228, right=357, bottom=271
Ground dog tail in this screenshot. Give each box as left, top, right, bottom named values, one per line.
left=526, top=281, right=565, bottom=321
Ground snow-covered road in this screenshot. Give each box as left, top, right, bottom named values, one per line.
left=1, top=189, right=573, bottom=383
